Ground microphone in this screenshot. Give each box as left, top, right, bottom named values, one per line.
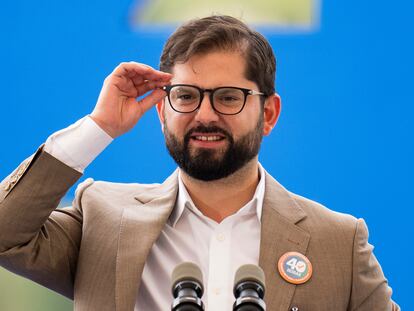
left=171, top=262, right=205, bottom=311
left=233, top=264, right=266, bottom=311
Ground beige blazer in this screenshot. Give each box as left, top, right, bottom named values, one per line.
left=0, top=149, right=399, bottom=310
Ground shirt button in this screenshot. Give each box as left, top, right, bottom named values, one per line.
left=9, top=175, right=18, bottom=184
left=216, top=233, right=225, bottom=242
left=214, top=287, right=221, bottom=295
left=4, top=182, right=11, bottom=191
left=18, top=166, right=25, bottom=176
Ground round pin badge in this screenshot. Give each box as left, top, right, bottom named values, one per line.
left=278, top=252, right=312, bottom=284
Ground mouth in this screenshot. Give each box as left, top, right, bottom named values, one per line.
left=189, top=133, right=227, bottom=148
left=191, top=135, right=225, bottom=142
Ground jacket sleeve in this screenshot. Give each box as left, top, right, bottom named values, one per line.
left=349, top=218, right=400, bottom=311
left=0, top=147, right=83, bottom=299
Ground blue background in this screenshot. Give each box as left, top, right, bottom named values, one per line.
left=0, top=0, right=411, bottom=309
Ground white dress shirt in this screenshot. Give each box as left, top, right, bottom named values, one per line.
left=44, top=116, right=265, bottom=311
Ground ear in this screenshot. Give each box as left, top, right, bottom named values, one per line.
left=262, top=93, right=281, bottom=136
left=156, top=99, right=166, bottom=133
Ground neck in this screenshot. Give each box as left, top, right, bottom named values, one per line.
left=180, top=158, right=260, bottom=223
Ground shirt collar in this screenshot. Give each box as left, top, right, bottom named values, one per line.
left=168, top=163, right=266, bottom=227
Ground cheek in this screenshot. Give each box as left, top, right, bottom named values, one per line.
left=164, top=112, right=193, bottom=133
left=228, top=110, right=260, bottom=134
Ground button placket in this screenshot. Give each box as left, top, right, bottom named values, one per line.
left=207, top=219, right=233, bottom=310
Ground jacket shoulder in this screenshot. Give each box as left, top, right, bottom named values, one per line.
left=289, top=191, right=358, bottom=229
left=73, top=178, right=162, bottom=205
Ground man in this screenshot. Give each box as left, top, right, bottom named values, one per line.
left=0, top=15, right=398, bottom=311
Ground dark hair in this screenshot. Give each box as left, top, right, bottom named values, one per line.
left=159, top=15, right=276, bottom=97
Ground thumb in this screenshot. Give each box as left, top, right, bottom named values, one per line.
left=137, top=88, right=167, bottom=114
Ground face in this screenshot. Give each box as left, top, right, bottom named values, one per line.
left=157, top=51, right=280, bottom=181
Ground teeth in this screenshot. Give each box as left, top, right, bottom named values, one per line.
left=194, top=136, right=222, bottom=141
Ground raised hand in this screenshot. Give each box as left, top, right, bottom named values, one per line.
left=91, top=62, right=172, bottom=138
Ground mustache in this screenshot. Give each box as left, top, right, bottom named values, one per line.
left=184, top=125, right=233, bottom=142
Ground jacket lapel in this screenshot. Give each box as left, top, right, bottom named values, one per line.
left=259, top=172, right=310, bottom=311
left=115, top=170, right=179, bottom=311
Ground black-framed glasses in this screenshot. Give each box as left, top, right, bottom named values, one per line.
left=162, top=84, right=266, bottom=115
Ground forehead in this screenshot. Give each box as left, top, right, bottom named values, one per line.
left=170, top=51, right=252, bottom=88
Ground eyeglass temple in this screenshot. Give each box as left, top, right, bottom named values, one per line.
left=249, top=90, right=265, bottom=96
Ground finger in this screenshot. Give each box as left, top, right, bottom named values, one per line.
left=137, top=89, right=167, bottom=114
left=131, top=72, right=172, bottom=87
left=106, top=74, right=138, bottom=97
left=135, top=80, right=170, bottom=96
left=129, top=62, right=172, bottom=80
left=131, top=75, right=145, bottom=86
left=113, top=62, right=172, bottom=81
left=116, top=69, right=171, bottom=90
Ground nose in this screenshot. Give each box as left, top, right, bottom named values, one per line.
left=194, top=93, right=220, bottom=124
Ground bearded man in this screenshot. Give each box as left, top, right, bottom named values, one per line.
left=0, top=15, right=399, bottom=311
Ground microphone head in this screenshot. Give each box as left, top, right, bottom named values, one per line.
left=233, top=264, right=266, bottom=310
left=171, top=262, right=204, bottom=293
left=234, top=264, right=265, bottom=289
left=233, top=264, right=265, bottom=298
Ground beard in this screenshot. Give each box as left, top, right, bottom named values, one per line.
left=164, top=116, right=264, bottom=181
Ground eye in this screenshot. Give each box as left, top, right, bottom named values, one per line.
left=177, top=93, right=196, bottom=101
left=215, top=88, right=244, bottom=105
left=220, top=95, right=240, bottom=102
left=171, top=86, right=199, bottom=103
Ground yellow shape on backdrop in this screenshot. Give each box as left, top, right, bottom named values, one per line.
left=130, top=0, right=318, bottom=27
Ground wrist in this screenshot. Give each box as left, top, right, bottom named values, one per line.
left=89, top=114, right=118, bottom=138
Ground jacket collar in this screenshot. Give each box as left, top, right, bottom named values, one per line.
left=133, top=169, right=179, bottom=205
left=169, top=164, right=267, bottom=227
